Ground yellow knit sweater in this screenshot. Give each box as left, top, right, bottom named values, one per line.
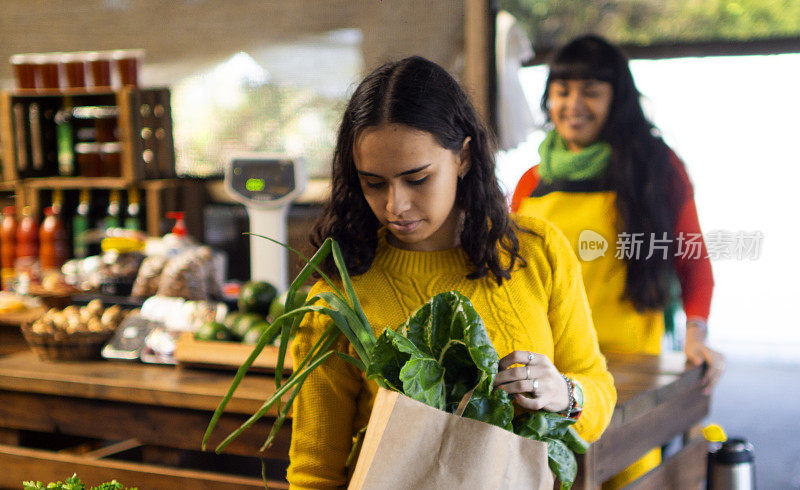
left=287, top=215, right=617, bottom=489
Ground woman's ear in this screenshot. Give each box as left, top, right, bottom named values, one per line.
left=458, top=136, right=472, bottom=177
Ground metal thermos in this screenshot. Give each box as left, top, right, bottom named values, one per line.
left=708, top=438, right=756, bottom=490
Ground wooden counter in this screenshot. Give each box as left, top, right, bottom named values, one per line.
left=0, top=350, right=708, bottom=489
left=0, top=352, right=290, bottom=489
left=576, top=352, right=709, bottom=488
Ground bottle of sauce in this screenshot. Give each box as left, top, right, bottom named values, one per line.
left=125, top=188, right=141, bottom=231
left=1, top=206, right=17, bottom=290
left=55, top=96, right=75, bottom=176
left=104, top=190, right=121, bottom=230
left=73, top=189, right=91, bottom=258
left=15, top=206, right=39, bottom=274
left=39, top=206, right=68, bottom=271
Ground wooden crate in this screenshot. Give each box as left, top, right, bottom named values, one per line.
left=174, top=332, right=293, bottom=373
left=0, top=87, right=174, bottom=184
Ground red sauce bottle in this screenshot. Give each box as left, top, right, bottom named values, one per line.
left=39, top=206, right=68, bottom=271
left=16, top=206, right=38, bottom=264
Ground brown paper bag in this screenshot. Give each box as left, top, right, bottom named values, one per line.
left=349, top=388, right=554, bottom=490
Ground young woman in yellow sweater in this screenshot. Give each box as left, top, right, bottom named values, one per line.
left=287, top=56, right=617, bottom=489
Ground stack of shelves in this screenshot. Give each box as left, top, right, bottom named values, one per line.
left=0, top=86, right=178, bottom=237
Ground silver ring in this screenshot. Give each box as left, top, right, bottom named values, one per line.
left=525, top=366, right=530, bottom=380
left=528, top=352, right=534, bottom=363
left=531, top=378, right=539, bottom=394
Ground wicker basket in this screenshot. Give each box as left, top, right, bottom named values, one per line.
left=21, top=323, right=115, bottom=361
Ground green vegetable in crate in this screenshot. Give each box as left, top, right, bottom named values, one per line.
left=222, top=312, right=243, bottom=332
left=238, top=280, right=277, bottom=315
left=268, top=287, right=311, bottom=322
left=242, top=321, right=276, bottom=345
left=231, top=313, right=263, bottom=340
left=195, top=321, right=233, bottom=342
left=267, top=291, right=287, bottom=322
left=204, top=236, right=588, bottom=489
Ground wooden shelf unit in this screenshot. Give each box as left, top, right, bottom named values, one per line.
left=0, top=86, right=175, bottom=184
left=15, top=178, right=182, bottom=237
left=0, top=86, right=182, bottom=237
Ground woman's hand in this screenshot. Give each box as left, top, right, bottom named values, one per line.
left=685, top=321, right=725, bottom=394
left=493, top=350, right=570, bottom=412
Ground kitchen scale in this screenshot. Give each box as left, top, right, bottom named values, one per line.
left=224, top=154, right=306, bottom=291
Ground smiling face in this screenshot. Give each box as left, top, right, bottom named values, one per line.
left=353, top=123, right=469, bottom=252
left=547, top=79, right=613, bottom=152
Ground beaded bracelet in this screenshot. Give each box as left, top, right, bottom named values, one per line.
left=560, top=374, right=576, bottom=418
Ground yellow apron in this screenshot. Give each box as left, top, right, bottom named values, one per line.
left=518, top=192, right=664, bottom=355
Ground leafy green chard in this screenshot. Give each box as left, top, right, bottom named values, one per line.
left=23, top=474, right=134, bottom=490
left=204, top=236, right=588, bottom=489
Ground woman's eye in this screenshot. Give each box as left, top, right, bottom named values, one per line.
left=407, top=176, right=428, bottom=186
left=364, top=181, right=385, bottom=189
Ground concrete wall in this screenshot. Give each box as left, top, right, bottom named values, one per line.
left=0, top=0, right=465, bottom=82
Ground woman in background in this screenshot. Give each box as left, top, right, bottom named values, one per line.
left=511, top=34, right=724, bottom=486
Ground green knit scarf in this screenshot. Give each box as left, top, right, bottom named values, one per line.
left=538, top=130, right=611, bottom=182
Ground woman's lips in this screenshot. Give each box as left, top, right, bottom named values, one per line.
left=388, top=220, right=421, bottom=233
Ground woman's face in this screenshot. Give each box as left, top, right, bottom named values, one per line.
left=354, top=123, right=469, bottom=252
left=547, top=79, right=613, bottom=152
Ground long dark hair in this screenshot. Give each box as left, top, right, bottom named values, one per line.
left=311, top=56, right=524, bottom=284
left=541, top=35, right=686, bottom=311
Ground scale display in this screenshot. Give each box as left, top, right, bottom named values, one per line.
left=228, top=158, right=297, bottom=203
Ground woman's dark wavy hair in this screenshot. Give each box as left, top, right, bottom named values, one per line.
left=541, top=35, right=686, bottom=311
left=311, top=55, right=525, bottom=284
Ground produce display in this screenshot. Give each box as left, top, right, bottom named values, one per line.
left=191, top=280, right=293, bottom=347
left=204, top=237, right=588, bottom=489
left=130, top=255, right=166, bottom=297
left=31, top=300, right=127, bottom=337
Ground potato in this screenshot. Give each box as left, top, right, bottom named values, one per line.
left=87, top=317, right=105, bottom=332
left=86, top=299, right=104, bottom=317
left=63, top=305, right=80, bottom=318
left=51, top=311, right=67, bottom=330
left=79, top=306, right=94, bottom=323
left=101, top=305, right=122, bottom=327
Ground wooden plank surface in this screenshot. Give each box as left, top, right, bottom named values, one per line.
left=0, top=443, right=282, bottom=490
left=175, top=333, right=294, bottom=373
left=0, top=351, right=283, bottom=415
left=0, top=390, right=290, bottom=459
left=591, top=385, right=709, bottom=483
left=604, top=351, right=689, bottom=376
left=0, top=350, right=699, bottom=421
